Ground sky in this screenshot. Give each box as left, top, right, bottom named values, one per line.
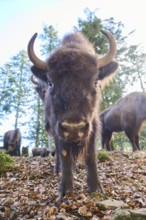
left=0, top=0, right=146, bottom=145
left=1, top=0, right=146, bottom=65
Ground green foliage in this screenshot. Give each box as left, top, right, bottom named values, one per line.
left=39, top=25, right=60, bottom=55
left=98, top=151, right=111, bottom=162
left=74, top=8, right=103, bottom=54
left=29, top=172, right=39, bottom=180
left=28, top=96, right=48, bottom=147
left=112, top=133, right=132, bottom=152
left=0, top=151, right=14, bottom=173
left=0, top=50, right=32, bottom=128
left=120, top=45, right=146, bottom=92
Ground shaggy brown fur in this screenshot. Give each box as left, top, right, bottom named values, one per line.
left=32, top=147, right=49, bottom=157
left=28, top=31, right=119, bottom=196
left=3, top=128, right=21, bottom=156
left=100, top=92, right=146, bottom=151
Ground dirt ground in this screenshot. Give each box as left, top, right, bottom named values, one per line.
left=0, top=151, right=146, bottom=219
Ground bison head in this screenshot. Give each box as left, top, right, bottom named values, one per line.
left=28, top=30, right=118, bottom=143
left=31, top=74, right=47, bottom=102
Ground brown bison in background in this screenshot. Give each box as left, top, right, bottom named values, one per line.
left=28, top=29, right=119, bottom=196
left=32, top=147, right=49, bottom=157
left=3, top=128, right=21, bottom=156
left=22, top=146, right=29, bottom=157
left=100, top=92, right=146, bottom=152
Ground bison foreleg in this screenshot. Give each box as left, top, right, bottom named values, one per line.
left=17, top=145, right=21, bottom=156
left=135, top=135, right=141, bottom=150
left=86, top=131, right=105, bottom=194
left=54, top=139, right=61, bottom=175
left=102, top=129, right=112, bottom=151
left=86, top=150, right=104, bottom=194
left=54, top=149, right=60, bottom=175
left=59, top=147, right=73, bottom=196
left=125, top=131, right=140, bottom=152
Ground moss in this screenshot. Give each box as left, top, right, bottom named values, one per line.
left=98, top=151, right=111, bottom=162
left=29, top=172, right=39, bottom=180
left=0, top=151, right=14, bottom=173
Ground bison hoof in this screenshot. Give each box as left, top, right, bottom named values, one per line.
left=88, top=179, right=105, bottom=194
left=58, top=189, right=73, bottom=198
left=55, top=191, right=74, bottom=206
left=59, top=181, right=73, bottom=196
left=88, top=183, right=105, bottom=195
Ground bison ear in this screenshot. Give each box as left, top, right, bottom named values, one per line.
left=31, top=65, right=48, bottom=81
left=98, top=61, right=119, bottom=80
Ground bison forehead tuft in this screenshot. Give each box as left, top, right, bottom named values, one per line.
left=47, top=49, right=98, bottom=79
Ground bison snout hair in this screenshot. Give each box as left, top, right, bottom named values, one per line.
left=58, top=119, right=90, bottom=141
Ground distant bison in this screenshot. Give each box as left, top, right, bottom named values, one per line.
left=32, top=147, right=49, bottom=157
left=3, top=128, right=21, bottom=156
left=22, top=146, right=29, bottom=157
left=28, top=29, right=118, bottom=195
left=100, top=92, right=146, bottom=151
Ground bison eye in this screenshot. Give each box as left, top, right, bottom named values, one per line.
left=48, top=80, right=53, bottom=87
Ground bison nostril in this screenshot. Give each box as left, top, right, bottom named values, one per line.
left=80, top=122, right=89, bottom=131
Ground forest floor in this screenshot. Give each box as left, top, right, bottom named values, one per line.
left=0, top=151, right=146, bottom=219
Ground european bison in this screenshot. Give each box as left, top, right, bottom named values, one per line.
left=22, top=146, right=29, bottom=157
left=100, top=92, right=146, bottom=151
left=28, top=30, right=118, bottom=195
left=3, top=128, right=21, bottom=156
left=31, top=74, right=59, bottom=173
left=32, top=147, right=49, bottom=157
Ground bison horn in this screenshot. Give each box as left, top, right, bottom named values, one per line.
left=31, top=75, right=38, bottom=85
left=98, top=30, right=117, bottom=68
left=27, top=33, right=47, bottom=70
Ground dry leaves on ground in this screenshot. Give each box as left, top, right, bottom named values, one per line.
left=0, top=151, right=146, bottom=219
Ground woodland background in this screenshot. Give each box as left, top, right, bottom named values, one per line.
left=0, top=8, right=146, bottom=152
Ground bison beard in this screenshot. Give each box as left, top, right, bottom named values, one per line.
left=28, top=30, right=119, bottom=196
